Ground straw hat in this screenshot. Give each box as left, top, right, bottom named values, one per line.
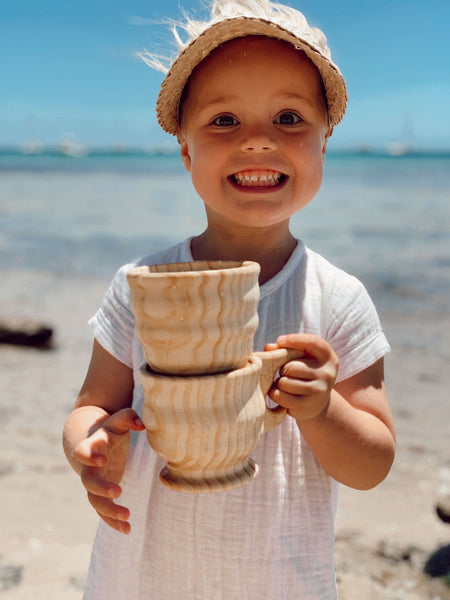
left=143, top=0, right=347, bottom=136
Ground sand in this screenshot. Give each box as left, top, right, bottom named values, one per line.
left=1, top=270, right=449, bottom=599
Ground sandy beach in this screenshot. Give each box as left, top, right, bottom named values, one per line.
left=1, top=269, right=449, bottom=599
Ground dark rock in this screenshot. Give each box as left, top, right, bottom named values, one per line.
left=436, top=495, right=450, bottom=524
left=424, top=544, right=450, bottom=578
left=0, top=559, right=23, bottom=591
left=0, top=319, right=54, bottom=349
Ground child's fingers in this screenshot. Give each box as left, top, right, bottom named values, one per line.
left=103, top=408, right=145, bottom=435
left=278, top=359, right=316, bottom=381
left=81, top=466, right=121, bottom=499
left=74, top=436, right=107, bottom=467
left=275, top=363, right=335, bottom=400
left=268, top=382, right=309, bottom=409
left=100, top=514, right=131, bottom=535
left=276, top=333, right=337, bottom=365
left=87, top=492, right=131, bottom=534
left=276, top=375, right=314, bottom=397
left=73, top=409, right=144, bottom=467
left=263, top=342, right=279, bottom=351
left=88, top=492, right=130, bottom=522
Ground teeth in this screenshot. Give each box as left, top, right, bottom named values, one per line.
left=233, top=170, right=283, bottom=187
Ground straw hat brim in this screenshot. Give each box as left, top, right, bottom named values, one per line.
left=156, top=17, right=348, bottom=135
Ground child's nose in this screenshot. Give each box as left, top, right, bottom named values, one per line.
left=239, top=125, right=277, bottom=153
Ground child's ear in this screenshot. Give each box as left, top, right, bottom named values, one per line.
left=178, top=135, right=192, bottom=172
left=321, top=136, right=328, bottom=164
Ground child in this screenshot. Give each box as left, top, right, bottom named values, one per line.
left=63, top=1, right=395, bottom=598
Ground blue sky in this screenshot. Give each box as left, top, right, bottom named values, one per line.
left=2, top=0, right=449, bottom=150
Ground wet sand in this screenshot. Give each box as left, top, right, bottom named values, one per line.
left=1, top=270, right=449, bottom=598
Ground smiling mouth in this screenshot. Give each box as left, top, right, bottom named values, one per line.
left=229, top=169, right=287, bottom=189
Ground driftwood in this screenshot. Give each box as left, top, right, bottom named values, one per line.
left=0, top=319, right=54, bottom=349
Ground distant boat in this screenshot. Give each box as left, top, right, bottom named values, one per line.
left=387, top=115, right=416, bottom=156
left=21, top=140, right=44, bottom=155
left=58, top=138, right=88, bottom=157
left=355, top=143, right=375, bottom=155
left=386, top=142, right=414, bottom=157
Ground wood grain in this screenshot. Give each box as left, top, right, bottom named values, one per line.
left=140, top=348, right=302, bottom=493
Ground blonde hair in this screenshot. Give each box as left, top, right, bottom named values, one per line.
left=140, top=0, right=330, bottom=74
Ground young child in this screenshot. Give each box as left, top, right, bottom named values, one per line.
left=63, top=1, right=396, bottom=598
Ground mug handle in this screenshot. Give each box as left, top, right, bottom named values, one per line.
left=252, top=348, right=304, bottom=432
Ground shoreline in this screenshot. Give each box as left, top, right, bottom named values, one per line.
left=1, top=272, right=449, bottom=598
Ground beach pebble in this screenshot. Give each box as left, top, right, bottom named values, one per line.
left=436, top=495, right=450, bottom=524
left=424, top=544, right=450, bottom=578
left=0, top=559, right=22, bottom=592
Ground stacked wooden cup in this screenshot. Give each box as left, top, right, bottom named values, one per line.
left=127, top=261, right=300, bottom=493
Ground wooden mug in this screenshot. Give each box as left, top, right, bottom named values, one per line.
left=140, top=347, right=303, bottom=493
left=127, top=260, right=260, bottom=375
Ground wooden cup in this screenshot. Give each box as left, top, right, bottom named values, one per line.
left=140, top=348, right=302, bottom=493
left=127, top=260, right=260, bottom=375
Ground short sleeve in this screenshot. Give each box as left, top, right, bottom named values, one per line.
left=88, top=264, right=135, bottom=368
left=325, top=277, right=390, bottom=383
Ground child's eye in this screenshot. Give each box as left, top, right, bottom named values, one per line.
left=274, top=112, right=302, bottom=126
left=211, top=114, right=239, bottom=127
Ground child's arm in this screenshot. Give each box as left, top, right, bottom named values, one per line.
left=267, top=334, right=395, bottom=490
left=63, top=340, right=145, bottom=534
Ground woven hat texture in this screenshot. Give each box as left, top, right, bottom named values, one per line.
left=143, top=0, right=347, bottom=135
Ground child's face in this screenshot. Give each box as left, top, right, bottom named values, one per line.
left=178, top=36, right=328, bottom=232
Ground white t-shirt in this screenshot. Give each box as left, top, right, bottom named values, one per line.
left=85, top=238, right=390, bottom=600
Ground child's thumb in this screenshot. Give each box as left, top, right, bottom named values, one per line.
left=105, top=408, right=145, bottom=434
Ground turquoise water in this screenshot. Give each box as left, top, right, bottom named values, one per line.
left=1, top=150, right=449, bottom=315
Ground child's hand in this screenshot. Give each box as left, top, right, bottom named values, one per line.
left=265, top=334, right=339, bottom=421
left=73, top=408, right=145, bottom=534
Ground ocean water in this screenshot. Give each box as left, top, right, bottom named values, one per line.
left=1, top=150, right=449, bottom=318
